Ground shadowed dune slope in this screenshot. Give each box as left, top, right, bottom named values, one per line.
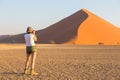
left=0, top=35, right=11, bottom=40
left=0, top=33, right=25, bottom=43
left=36, top=9, right=88, bottom=43
left=0, top=9, right=88, bottom=43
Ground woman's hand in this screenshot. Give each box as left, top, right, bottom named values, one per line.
left=32, top=30, right=36, bottom=34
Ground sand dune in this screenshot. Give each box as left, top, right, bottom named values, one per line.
left=36, top=9, right=88, bottom=44
left=0, top=9, right=88, bottom=44
left=0, top=8, right=120, bottom=45
left=75, top=9, right=120, bottom=45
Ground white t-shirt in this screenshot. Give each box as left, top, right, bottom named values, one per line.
left=24, top=33, right=35, bottom=46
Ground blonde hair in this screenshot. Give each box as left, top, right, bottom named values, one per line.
left=26, top=27, right=34, bottom=34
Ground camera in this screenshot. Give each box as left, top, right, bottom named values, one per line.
left=32, top=30, right=36, bottom=34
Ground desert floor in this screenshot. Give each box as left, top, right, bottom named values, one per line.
left=0, top=44, right=120, bottom=80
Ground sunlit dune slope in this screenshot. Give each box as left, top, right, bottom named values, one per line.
left=74, top=9, right=120, bottom=45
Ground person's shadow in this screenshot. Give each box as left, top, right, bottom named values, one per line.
left=0, top=71, right=24, bottom=76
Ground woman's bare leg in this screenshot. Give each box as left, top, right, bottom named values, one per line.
left=31, top=52, right=36, bottom=70
left=25, top=54, right=31, bottom=69
left=24, top=53, right=32, bottom=74
left=31, top=52, right=38, bottom=75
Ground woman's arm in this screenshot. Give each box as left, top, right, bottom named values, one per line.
left=33, top=31, right=37, bottom=42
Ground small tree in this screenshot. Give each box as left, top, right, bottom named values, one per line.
left=98, top=42, right=104, bottom=45
left=50, top=40, right=55, bottom=44
left=117, top=42, right=120, bottom=45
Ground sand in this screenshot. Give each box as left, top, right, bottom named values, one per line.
left=0, top=44, right=120, bottom=80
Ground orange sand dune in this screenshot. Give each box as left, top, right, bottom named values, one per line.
left=0, top=8, right=120, bottom=45
left=66, top=9, right=120, bottom=45
left=75, top=9, right=120, bottom=45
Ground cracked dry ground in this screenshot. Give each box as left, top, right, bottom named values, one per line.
left=0, top=45, right=120, bottom=80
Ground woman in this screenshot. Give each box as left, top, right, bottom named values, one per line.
left=24, top=27, right=38, bottom=75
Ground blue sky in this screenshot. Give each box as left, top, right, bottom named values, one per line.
left=0, top=0, right=120, bottom=34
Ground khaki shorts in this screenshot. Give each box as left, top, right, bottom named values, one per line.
left=26, top=46, right=37, bottom=54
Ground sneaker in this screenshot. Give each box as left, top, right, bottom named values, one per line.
left=30, top=69, right=39, bottom=75
left=24, top=68, right=29, bottom=75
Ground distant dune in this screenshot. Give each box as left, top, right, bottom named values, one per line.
left=0, top=8, right=120, bottom=45
left=0, top=33, right=25, bottom=43
left=0, top=35, right=11, bottom=40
